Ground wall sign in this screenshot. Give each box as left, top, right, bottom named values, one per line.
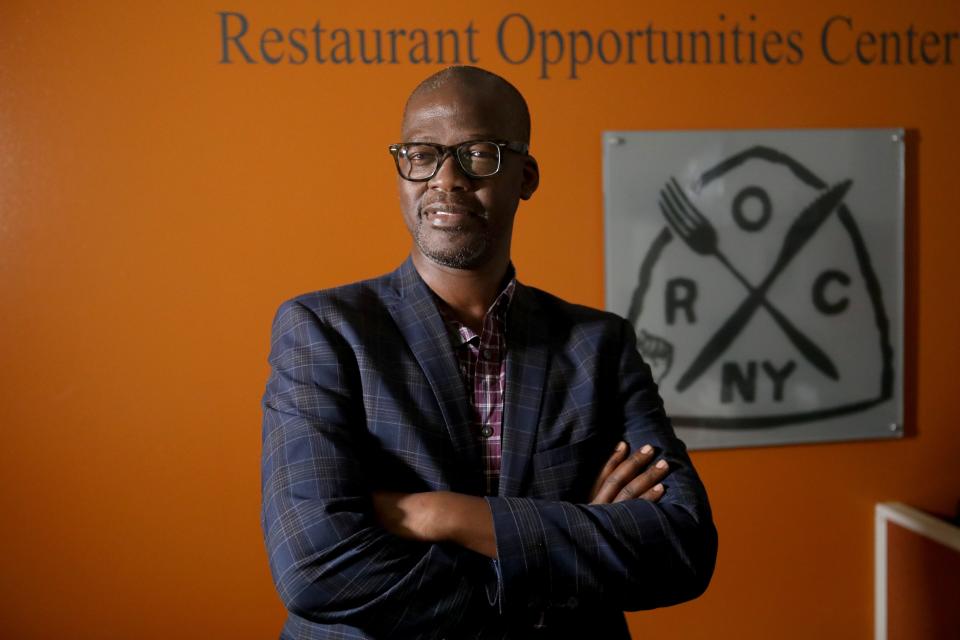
left=604, top=129, right=904, bottom=449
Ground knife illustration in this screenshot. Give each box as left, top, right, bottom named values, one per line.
left=675, top=179, right=854, bottom=393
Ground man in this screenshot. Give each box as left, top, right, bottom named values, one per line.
left=262, top=66, right=717, bottom=639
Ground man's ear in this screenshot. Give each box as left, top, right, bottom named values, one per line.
left=520, top=155, right=539, bottom=201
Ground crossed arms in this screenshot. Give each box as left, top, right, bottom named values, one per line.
left=372, top=441, right=671, bottom=558
left=261, top=297, right=717, bottom=636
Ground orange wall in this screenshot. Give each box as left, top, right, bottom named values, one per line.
left=1, top=1, right=958, bottom=638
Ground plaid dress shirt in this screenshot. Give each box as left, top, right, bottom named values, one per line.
left=437, top=279, right=516, bottom=496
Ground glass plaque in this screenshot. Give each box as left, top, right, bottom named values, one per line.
left=603, top=129, right=904, bottom=449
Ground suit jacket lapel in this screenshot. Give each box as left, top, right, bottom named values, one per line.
left=499, top=282, right=549, bottom=497
left=385, top=258, right=484, bottom=494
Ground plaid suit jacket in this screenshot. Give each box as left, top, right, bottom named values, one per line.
left=262, top=258, right=717, bottom=639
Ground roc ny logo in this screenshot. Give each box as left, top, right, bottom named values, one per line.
left=605, top=134, right=902, bottom=443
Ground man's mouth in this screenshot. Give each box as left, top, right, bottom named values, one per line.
left=420, top=203, right=483, bottom=227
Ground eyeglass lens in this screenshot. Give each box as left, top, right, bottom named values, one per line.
left=397, top=142, right=500, bottom=180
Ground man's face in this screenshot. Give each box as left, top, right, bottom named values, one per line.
left=397, top=83, right=538, bottom=270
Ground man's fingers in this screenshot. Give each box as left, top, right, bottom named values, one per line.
left=591, top=443, right=656, bottom=504
left=614, top=458, right=670, bottom=503
left=638, top=483, right=665, bottom=501
left=589, top=441, right=628, bottom=500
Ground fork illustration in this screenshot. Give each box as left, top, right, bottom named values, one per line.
left=658, top=177, right=839, bottom=382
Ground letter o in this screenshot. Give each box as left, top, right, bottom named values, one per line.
left=498, top=13, right=534, bottom=64
left=598, top=30, right=622, bottom=64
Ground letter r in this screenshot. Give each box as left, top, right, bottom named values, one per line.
left=219, top=11, right=256, bottom=63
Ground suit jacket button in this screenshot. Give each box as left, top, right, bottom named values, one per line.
left=567, top=596, right=579, bottom=608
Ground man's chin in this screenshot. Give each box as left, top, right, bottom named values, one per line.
left=416, top=238, right=489, bottom=270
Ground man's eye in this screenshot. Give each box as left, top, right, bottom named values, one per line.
left=407, top=152, right=436, bottom=164
left=404, top=148, right=437, bottom=162
left=462, top=143, right=498, bottom=159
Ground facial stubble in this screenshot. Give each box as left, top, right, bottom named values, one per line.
left=413, top=213, right=491, bottom=270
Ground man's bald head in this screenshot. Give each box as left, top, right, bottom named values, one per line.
left=402, top=66, right=531, bottom=143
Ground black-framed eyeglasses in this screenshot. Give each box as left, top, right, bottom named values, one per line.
left=388, top=140, right=529, bottom=181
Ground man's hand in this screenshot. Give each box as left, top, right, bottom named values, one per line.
left=372, top=491, right=497, bottom=558
left=372, top=492, right=443, bottom=543
left=589, top=441, right=669, bottom=504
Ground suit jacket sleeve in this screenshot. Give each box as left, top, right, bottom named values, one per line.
left=261, top=299, right=492, bottom=636
left=485, top=316, right=718, bottom=613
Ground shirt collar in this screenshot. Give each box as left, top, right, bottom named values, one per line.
left=434, top=267, right=517, bottom=346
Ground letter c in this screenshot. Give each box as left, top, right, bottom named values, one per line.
left=812, top=269, right=851, bottom=315
left=821, top=15, right=852, bottom=65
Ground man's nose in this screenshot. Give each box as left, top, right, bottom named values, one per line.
left=429, top=152, right=471, bottom=191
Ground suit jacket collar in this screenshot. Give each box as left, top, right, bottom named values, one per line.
left=385, top=258, right=483, bottom=494
left=384, top=257, right=549, bottom=497
left=499, top=280, right=548, bottom=497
